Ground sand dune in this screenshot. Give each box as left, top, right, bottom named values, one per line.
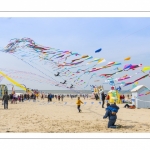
left=0, top=97, right=150, bottom=133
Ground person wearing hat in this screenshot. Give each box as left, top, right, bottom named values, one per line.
left=76, top=97, right=83, bottom=113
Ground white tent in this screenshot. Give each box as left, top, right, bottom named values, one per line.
left=131, top=85, right=150, bottom=108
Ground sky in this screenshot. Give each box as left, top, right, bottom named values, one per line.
left=0, top=17, right=150, bottom=91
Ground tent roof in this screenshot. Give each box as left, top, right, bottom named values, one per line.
left=131, top=85, right=148, bottom=92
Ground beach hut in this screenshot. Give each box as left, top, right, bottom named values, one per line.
left=131, top=85, right=150, bottom=108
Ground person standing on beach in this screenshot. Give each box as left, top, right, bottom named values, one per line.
left=101, top=92, right=106, bottom=108
left=76, top=97, right=83, bottom=113
left=58, top=95, right=60, bottom=101
left=49, top=93, right=53, bottom=102
left=21, top=94, right=23, bottom=102
left=48, top=93, right=50, bottom=102
left=41, top=93, right=44, bottom=100
left=61, top=94, right=64, bottom=101
left=24, top=94, right=27, bottom=100
left=3, top=92, right=9, bottom=109
left=33, top=94, right=36, bottom=101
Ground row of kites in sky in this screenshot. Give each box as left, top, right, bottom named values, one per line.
left=0, top=37, right=150, bottom=94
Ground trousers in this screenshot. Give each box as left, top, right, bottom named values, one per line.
left=108, top=120, right=116, bottom=128
left=4, top=100, right=8, bottom=109
left=77, top=105, right=81, bottom=112
left=102, top=99, right=105, bottom=108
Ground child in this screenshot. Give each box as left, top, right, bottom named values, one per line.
left=103, top=103, right=120, bottom=128
left=76, top=97, right=83, bottom=113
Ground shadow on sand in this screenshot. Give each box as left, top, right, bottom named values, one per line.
left=120, top=125, right=135, bottom=129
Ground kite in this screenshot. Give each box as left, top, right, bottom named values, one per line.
left=0, top=71, right=27, bottom=91
left=84, top=56, right=93, bottom=61
left=124, top=64, right=142, bottom=71
left=118, top=75, right=131, bottom=81
left=132, top=82, right=138, bottom=89
left=60, top=80, right=67, bottom=84
left=123, top=64, right=132, bottom=70
left=100, top=74, right=115, bottom=78
left=86, top=58, right=101, bottom=64
left=54, top=72, right=60, bottom=76
left=97, top=58, right=106, bottom=64
left=95, top=48, right=102, bottom=53
left=2, top=37, right=148, bottom=94
left=116, top=86, right=121, bottom=91
left=70, top=84, right=74, bottom=88
left=142, top=66, right=150, bottom=72
left=124, top=57, right=131, bottom=61
left=124, top=74, right=149, bottom=87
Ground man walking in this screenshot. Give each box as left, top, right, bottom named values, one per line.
left=49, top=93, right=53, bottom=102
left=48, top=93, right=50, bottom=102
left=101, top=92, right=107, bottom=108
left=3, top=92, right=9, bottom=109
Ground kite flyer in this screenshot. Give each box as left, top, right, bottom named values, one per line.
left=76, top=96, right=83, bottom=113
left=103, top=103, right=121, bottom=128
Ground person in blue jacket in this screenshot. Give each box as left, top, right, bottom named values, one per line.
left=49, top=93, right=53, bottom=102
left=103, top=103, right=120, bottom=128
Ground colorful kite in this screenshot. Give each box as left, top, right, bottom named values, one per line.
left=142, top=66, right=150, bottom=72
left=95, top=48, right=102, bottom=53
left=124, top=57, right=131, bottom=61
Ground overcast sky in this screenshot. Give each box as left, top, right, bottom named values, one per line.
left=0, top=17, right=150, bottom=91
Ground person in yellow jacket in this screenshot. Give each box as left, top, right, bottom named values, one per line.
left=107, top=87, right=122, bottom=104
left=76, top=97, right=83, bottom=113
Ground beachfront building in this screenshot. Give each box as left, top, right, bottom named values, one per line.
left=131, top=85, right=150, bottom=109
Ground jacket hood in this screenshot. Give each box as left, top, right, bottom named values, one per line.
left=110, top=104, right=119, bottom=109
left=106, top=105, right=119, bottom=112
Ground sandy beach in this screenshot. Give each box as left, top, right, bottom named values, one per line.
left=0, top=97, right=150, bottom=133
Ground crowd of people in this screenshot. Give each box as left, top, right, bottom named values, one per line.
left=47, top=93, right=89, bottom=102
left=8, top=93, right=37, bottom=104
left=1, top=92, right=89, bottom=107
left=2, top=90, right=135, bottom=130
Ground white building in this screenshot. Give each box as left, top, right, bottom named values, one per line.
left=131, top=85, right=150, bottom=109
